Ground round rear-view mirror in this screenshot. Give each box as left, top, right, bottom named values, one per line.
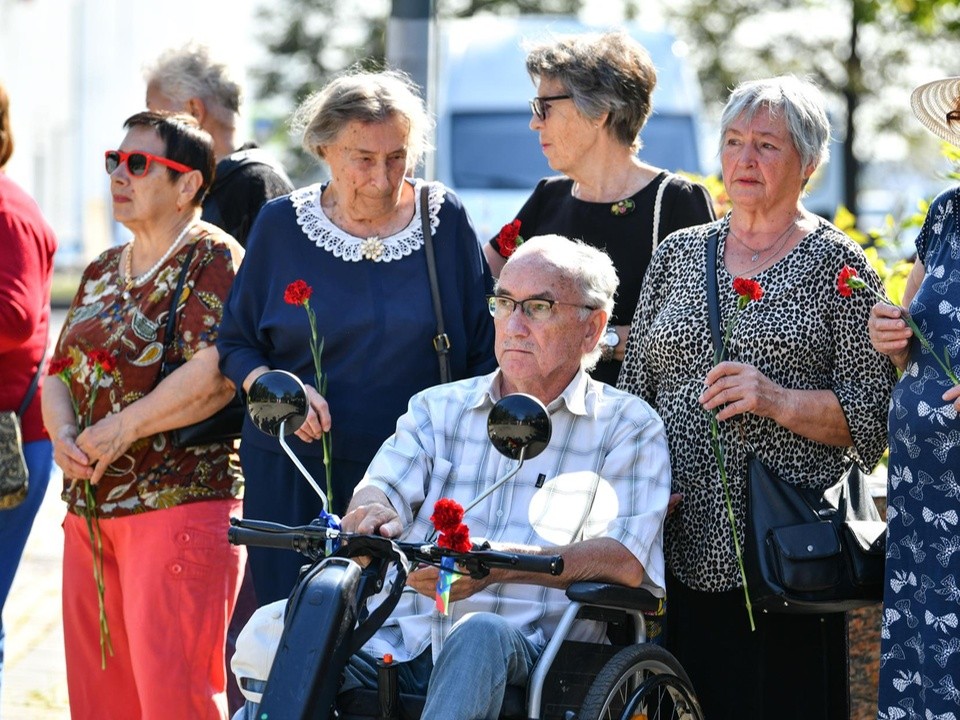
left=247, top=370, right=308, bottom=436
left=486, top=393, right=551, bottom=460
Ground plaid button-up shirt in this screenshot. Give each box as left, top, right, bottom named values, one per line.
left=358, top=368, right=671, bottom=663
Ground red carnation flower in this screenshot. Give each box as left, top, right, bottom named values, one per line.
left=284, top=279, right=313, bottom=306
left=430, top=498, right=464, bottom=534
left=733, top=277, right=764, bottom=303
left=87, top=350, right=117, bottom=373
left=48, top=357, right=74, bottom=376
left=496, top=219, right=524, bottom=258
left=438, top=523, right=472, bottom=553
left=836, top=265, right=861, bottom=298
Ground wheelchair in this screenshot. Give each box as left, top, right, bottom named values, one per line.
left=338, top=583, right=701, bottom=720
left=230, top=519, right=703, bottom=720
left=233, top=371, right=703, bottom=720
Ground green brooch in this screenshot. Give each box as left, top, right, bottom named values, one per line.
left=611, top=199, right=635, bottom=216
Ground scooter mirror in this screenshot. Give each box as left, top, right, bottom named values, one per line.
left=487, top=393, right=551, bottom=460
left=247, top=370, right=308, bottom=436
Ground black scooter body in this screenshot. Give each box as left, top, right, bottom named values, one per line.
left=257, top=557, right=362, bottom=720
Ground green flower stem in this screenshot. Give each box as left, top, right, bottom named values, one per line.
left=82, top=368, right=113, bottom=668
left=708, top=411, right=756, bottom=632
left=303, top=300, right=334, bottom=510
left=709, top=294, right=756, bottom=631
left=84, top=481, right=112, bottom=668
left=853, top=280, right=959, bottom=385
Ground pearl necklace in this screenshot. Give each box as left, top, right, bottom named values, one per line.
left=121, top=222, right=195, bottom=299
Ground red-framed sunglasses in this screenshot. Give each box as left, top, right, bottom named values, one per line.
left=104, top=150, right=195, bottom=177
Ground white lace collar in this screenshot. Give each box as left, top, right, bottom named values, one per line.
left=290, top=179, right=444, bottom=263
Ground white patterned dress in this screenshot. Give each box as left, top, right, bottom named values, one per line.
left=878, top=186, right=960, bottom=719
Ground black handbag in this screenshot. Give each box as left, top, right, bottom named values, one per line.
left=158, top=239, right=244, bottom=448
left=744, top=454, right=885, bottom=613
left=705, top=227, right=885, bottom=614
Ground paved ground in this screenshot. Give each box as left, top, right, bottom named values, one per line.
left=1, top=468, right=69, bottom=719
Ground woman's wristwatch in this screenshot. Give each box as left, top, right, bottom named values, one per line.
left=600, top=326, right=620, bottom=362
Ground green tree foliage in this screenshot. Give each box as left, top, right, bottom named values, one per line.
left=253, top=0, right=581, bottom=179
left=664, top=0, right=960, bottom=216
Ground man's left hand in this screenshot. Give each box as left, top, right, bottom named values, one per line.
left=407, top=564, right=491, bottom=601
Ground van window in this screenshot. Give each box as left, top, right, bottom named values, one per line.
left=450, top=112, right=702, bottom=190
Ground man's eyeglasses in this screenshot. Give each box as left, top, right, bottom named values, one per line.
left=104, top=150, right=195, bottom=177
left=487, top=294, right=595, bottom=322
left=529, top=95, right=571, bottom=121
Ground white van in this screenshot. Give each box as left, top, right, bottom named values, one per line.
left=432, top=15, right=708, bottom=238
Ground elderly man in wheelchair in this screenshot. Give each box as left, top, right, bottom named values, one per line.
left=233, top=235, right=695, bottom=720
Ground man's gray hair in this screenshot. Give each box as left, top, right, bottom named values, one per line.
left=503, top=235, right=618, bottom=370
left=525, top=31, right=657, bottom=153
left=719, top=75, right=831, bottom=176
left=145, top=42, right=242, bottom=124
left=291, top=68, right=433, bottom=173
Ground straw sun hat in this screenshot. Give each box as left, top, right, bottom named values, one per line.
left=911, top=76, right=960, bottom=148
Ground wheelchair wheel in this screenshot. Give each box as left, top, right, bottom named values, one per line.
left=577, top=644, right=703, bottom=720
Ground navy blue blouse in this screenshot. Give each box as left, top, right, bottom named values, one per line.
left=218, top=179, right=497, bottom=464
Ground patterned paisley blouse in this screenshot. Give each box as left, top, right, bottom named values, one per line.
left=51, top=223, right=242, bottom=518
left=618, top=215, right=897, bottom=591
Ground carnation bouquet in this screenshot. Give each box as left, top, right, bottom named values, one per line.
left=49, top=349, right=118, bottom=668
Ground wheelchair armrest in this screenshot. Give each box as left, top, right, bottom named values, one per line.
left=565, top=581, right=663, bottom=613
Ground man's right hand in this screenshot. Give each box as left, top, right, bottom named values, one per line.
left=341, top=487, right=403, bottom=537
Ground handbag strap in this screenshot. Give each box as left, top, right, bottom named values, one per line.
left=705, top=226, right=724, bottom=361
left=18, top=342, right=47, bottom=418
left=421, top=183, right=452, bottom=384
left=651, top=173, right=672, bottom=254
left=159, top=239, right=202, bottom=370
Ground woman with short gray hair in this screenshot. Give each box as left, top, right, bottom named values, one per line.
left=217, top=67, right=496, bottom=607
left=293, top=69, right=432, bottom=174
left=484, top=30, right=714, bottom=387
left=719, top=75, right=831, bottom=185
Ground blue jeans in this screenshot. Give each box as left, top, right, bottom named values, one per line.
left=0, top=439, right=53, bottom=702
left=235, top=612, right=541, bottom=720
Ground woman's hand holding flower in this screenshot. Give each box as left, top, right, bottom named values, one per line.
left=867, top=302, right=913, bottom=371
left=50, top=425, right=93, bottom=481
left=943, top=384, right=960, bottom=413
left=292, top=383, right=332, bottom=444
left=700, top=360, right=783, bottom=422
left=75, top=413, right=137, bottom=485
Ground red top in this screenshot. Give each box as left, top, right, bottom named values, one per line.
left=0, top=172, right=57, bottom=442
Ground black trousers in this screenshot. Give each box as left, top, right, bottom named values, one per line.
left=665, top=571, right=849, bottom=720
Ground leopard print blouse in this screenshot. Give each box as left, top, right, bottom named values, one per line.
left=618, top=215, right=898, bottom=591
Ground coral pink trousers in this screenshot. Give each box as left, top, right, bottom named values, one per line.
left=63, top=498, right=244, bottom=720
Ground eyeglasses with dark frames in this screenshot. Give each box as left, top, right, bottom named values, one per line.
left=104, top=150, right=195, bottom=177
left=529, top=95, right=572, bottom=121
left=487, top=294, right=596, bottom=322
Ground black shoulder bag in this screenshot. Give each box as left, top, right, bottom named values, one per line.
left=705, top=229, right=885, bottom=614
left=157, top=240, right=245, bottom=448
left=421, top=183, right=452, bottom=384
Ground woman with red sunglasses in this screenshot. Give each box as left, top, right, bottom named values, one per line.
left=43, top=110, right=245, bottom=720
